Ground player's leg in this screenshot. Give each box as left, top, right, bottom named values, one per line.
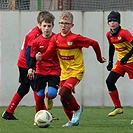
left=45, top=75, right=60, bottom=110
left=59, top=77, right=83, bottom=127
left=34, top=74, right=47, bottom=112
left=2, top=67, right=31, bottom=120
left=34, top=89, right=46, bottom=112
left=59, top=80, right=73, bottom=122
left=106, top=71, right=123, bottom=116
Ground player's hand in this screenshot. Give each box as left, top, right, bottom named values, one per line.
left=27, top=68, right=35, bottom=80
left=72, top=87, right=76, bottom=93
left=99, top=57, right=106, bottom=63
left=106, top=61, right=113, bottom=71
left=36, top=52, right=42, bottom=60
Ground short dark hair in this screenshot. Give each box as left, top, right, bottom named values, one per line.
left=37, top=11, right=55, bottom=25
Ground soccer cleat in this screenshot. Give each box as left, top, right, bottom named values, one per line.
left=2, top=111, right=18, bottom=120
left=130, top=120, right=133, bottom=124
left=71, top=106, right=83, bottom=124
left=108, top=107, right=123, bottom=116
left=51, top=113, right=59, bottom=120
left=45, top=98, right=53, bottom=110
left=62, top=121, right=79, bottom=127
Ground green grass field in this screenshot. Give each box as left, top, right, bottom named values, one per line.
left=0, top=106, right=133, bottom=133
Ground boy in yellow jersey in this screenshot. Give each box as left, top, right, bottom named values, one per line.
left=36, top=11, right=106, bottom=127
left=106, top=11, right=133, bottom=116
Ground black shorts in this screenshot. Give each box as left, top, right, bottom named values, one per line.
left=18, top=66, right=34, bottom=84
left=34, top=74, right=60, bottom=91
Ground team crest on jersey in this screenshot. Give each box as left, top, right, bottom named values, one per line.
left=118, top=36, right=122, bottom=40
left=67, top=41, right=73, bottom=46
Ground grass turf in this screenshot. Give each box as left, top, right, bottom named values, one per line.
left=0, top=106, right=133, bottom=133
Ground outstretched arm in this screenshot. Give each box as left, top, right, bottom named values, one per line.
left=91, top=41, right=106, bottom=63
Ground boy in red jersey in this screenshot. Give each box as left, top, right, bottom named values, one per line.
left=27, top=12, right=61, bottom=115
left=106, top=11, right=133, bottom=116
left=2, top=11, right=50, bottom=120
left=36, top=11, right=106, bottom=127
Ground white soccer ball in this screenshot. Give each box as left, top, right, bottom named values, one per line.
left=34, top=110, right=52, bottom=128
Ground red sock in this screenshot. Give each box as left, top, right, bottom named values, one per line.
left=34, top=91, right=46, bottom=112
left=109, top=90, right=122, bottom=108
left=6, top=92, right=22, bottom=114
left=68, top=95, right=80, bottom=111
left=64, top=105, right=73, bottom=120
left=46, top=92, right=51, bottom=99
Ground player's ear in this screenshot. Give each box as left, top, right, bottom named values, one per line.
left=38, top=23, right=41, bottom=29
left=72, top=23, right=74, bottom=27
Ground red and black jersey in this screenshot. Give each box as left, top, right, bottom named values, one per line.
left=30, top=33, right=61, bottom=76
left=17, top=26, right=41, bottom=68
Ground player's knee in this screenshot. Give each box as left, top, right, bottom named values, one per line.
left=106, top=78, right=116, bottom=91
left=48, top=86, right=58, bottom=98
left=59, top=86, right=72, bottom=101
left=37, top=89, right=45, bottom=96
left=106, top=77, right=110, bottom=86
left=17, top=83, right=30, bottom=97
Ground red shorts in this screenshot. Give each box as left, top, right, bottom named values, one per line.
left=111, top=61, right=133, bottom=79
left=60, top=77, right=80, bottom=90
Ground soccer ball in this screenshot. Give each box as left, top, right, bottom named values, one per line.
left=34, top=110, right=52, bottom=128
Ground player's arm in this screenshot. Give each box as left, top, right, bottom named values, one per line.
left=120, top=30, right=133, bottom=64
left=41, top=37, right=57, bottom=60
left=106, top=44, right=115, bottom=71
left=28, top=47, right=36, bottom=80
left=28, top=40, right=39, bottom=68
left=120, top=41, right=133, bottom=65
left=27, top=41, right=37, bottom=80
left=27, top=57, right=36, bottom=80
left=90, top=41, right=106, bottom=63
left=25, top=45, right=31, bottom=68
left=75, top=34, right=106, bottom=63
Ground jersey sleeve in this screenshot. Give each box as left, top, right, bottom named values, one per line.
left=121, top=29, right=133, bottom=43
left=75, top=34, right=97, bottom=48
left=106, top=31, right=112, bottom=44
left=75, top=34, right=103, bottom=61
left=30, top=40, right=39, bottom=57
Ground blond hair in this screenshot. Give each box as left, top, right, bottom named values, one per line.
left=60, top=11, right=73, bottom=23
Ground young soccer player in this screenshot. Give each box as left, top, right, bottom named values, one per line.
left=106, top=11, right=133, bottom=116
left=2, top=11, right=50, bottom=120
left=36, top=11, right=106, bottom=127
left=27, top=11, right=61, bottom=114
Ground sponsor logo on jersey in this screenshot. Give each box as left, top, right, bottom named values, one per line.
left=115, top=46, right=128, bottom=52
left=39, top=46, right=44, bottom=48
left=59, top=54, right=74, bottom=60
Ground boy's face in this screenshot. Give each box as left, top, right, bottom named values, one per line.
left=59, top=18, right=74, bottom=35
left=108, top=20, right=119, bottom=30
left=40, top=21, right=54, bottom=37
